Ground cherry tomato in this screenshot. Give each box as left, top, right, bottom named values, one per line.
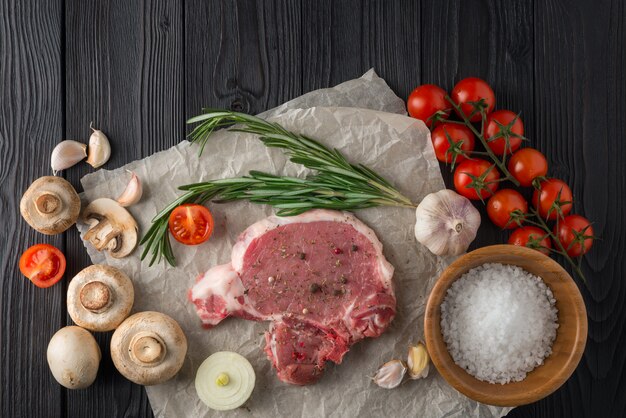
left=553, top=215, right=594, bottom=257
left=486, top=189, right=528, bottom=229
left=453, top=159, right=500, bottom=200
left=532, top=178, right=573, bottom=220
left=508, top=148, right=548, bottom=187
left=168, top=204, right=214, bottom=245
left=451, top=77, right=496, bottom=122
left=431, top=123, right=475, bottom=164
left=407, top=84, right=450, bottom=128
left=484, top=110, right=524, bottom=155
left=508, top=226, right=552, bottom=255
left=19, top=244, right=66, bottom=288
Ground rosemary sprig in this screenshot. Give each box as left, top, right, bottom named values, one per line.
left=140, top=110, right=415, bottom=266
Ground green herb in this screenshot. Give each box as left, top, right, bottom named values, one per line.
left=140, top=110, right=415, bottom=266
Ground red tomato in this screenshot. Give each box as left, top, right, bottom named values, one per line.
left=19, top=244, right=66, bottom=288
left=484, top=110, right=524, bottom=155
left=553, top=215, right=594, bottom=257
left=407, top=84, right=450, bottom=128
left=508, top=148, right=548, bottom=187
left=532, top=178, right=573, bottom=220
left=453, top=159, right=500, bottom=200
left=450, top=77, right=496, bottom=122
left=168, top=204, right=214, bottom=245
left=486, top=189, right=528, bottom=229
left=431, top=123, right=475, bottom=164
left=508, top=226, right=552, bottom=255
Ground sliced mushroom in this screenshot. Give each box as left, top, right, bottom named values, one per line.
left=20, top=176, right=81, bottom=235
left=111, top=311, right=187, bottom=386
left=67, top=265, right=134, bottom=332
left=47, top=326, right=101, bottom=389
left=81, top=198, right=138, bottom=258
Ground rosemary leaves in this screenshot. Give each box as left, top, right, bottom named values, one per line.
left=140, top=110, right=415, bottom=266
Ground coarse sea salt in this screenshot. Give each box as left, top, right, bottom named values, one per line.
left=440, top=263, right=559, bottom=384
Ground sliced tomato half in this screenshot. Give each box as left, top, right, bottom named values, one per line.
left=19, top=244, right=66, bottom=288
left=168, top=204, right=214, bottom=245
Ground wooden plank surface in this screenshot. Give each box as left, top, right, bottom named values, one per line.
left=1, top=0, right=625, bottom=417
left=0, top=1, right=65, bottom=417
left=63, top=0, right=183, bottom=416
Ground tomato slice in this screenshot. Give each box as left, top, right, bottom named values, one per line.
left=19, top=244, right=66, bottom=288
left=168, top=204, right=214, bottom=245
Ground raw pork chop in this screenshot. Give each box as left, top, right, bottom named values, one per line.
left=190, top=209, right=396, bottom=385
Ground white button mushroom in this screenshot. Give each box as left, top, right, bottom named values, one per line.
left=67, top=265, right=134, bottom=332
left=47, top=326, right=101, bottom=389
left=81, top=198, right=138, bottom=258
left=110, top=311, right=187, bottom=386
left=20, top=176, right=81, bottom=235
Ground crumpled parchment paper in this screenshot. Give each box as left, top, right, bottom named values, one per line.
left=77, top=70, right=511, bottom=418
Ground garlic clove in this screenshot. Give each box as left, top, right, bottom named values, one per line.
left=407, top=342, right=430, bottom=380
left=372, top=359, right=406, bottom=389
left=414, top=189, right=481, bottom=256
left=116, top=171, right=143, bottom=207
left=51, top=140, right=87, bottom=175
left=86, top=123, right=111, bottom=168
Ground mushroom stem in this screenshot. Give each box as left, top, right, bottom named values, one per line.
left=79, top=281, right=112, bottom=312
left=84, top=219, right=121, bottom=251
left=129, top=331, right=167, bottom=366
left=35, top=192, right=62, bottom=215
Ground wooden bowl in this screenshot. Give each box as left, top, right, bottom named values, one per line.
left=424, top=245, right=587, bottom=407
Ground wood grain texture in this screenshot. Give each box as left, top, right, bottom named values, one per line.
left=0, top=1, right=65, bottom=417
left=425, top=245, right=587, bottom=407
left=521, top=1, right=626, bottom=417
left=1, top=0, right=625, bottom=417
left=63, top=0, right=183, bottom=416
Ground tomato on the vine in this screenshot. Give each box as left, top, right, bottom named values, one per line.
left=407, top=84, right=450, bottom=128
left=453, top=159, right=500, bottom=200
left=168, top=204, right=214, bottom=245
left=451, top=77, right=496, bottom=122
left=431, top=123, right=475, bottom=164
left=486, top=189, right=528, bottom=229
left=484, top=110, right=524, bottom=155
left=532, top=178, right=573, bottom=220
left=19, top=244, right=66, bottom=288
left=553, top=215, right=594, bottom=257
left=508, top=148, right=548, bottom=187
left=508, top=226, right=552, bottom=255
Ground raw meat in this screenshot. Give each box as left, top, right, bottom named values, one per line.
left=190, top=209, right=396, bottom=385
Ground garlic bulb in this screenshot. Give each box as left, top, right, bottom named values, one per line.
left=407, top=343, right=430, bottom=380
left=372, top=360, right=406, bottom=389
left=116, top=171, right=142, bottom=207
left=51, top=140, right=87, bottom=175
left=414, top=189, right=480, bottom=256
left=86, top=123, right=111, bottom=168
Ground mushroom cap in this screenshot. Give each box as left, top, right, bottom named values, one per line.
left=111, top=311, right=187, bottom=386
left=20, top=176, right=81, bottom=235
left=47, top=326, right=101, bottom=389
left=81, top=198, right=138, bottom=258
left=67, top=264, right=135, bottom=332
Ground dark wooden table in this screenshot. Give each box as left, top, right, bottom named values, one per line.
left=1, top=1, right=624, bottom=417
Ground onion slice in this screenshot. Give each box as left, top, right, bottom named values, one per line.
left=195, top=351, right=255, bottom=411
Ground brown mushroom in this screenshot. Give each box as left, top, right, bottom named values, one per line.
left=67, top=265, right=134, bottom=332
left=20, top=176, right=81, bottom=235
left=81, top=198, right=138, bottom=258
left=111, top=311, right=187, bottom=386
